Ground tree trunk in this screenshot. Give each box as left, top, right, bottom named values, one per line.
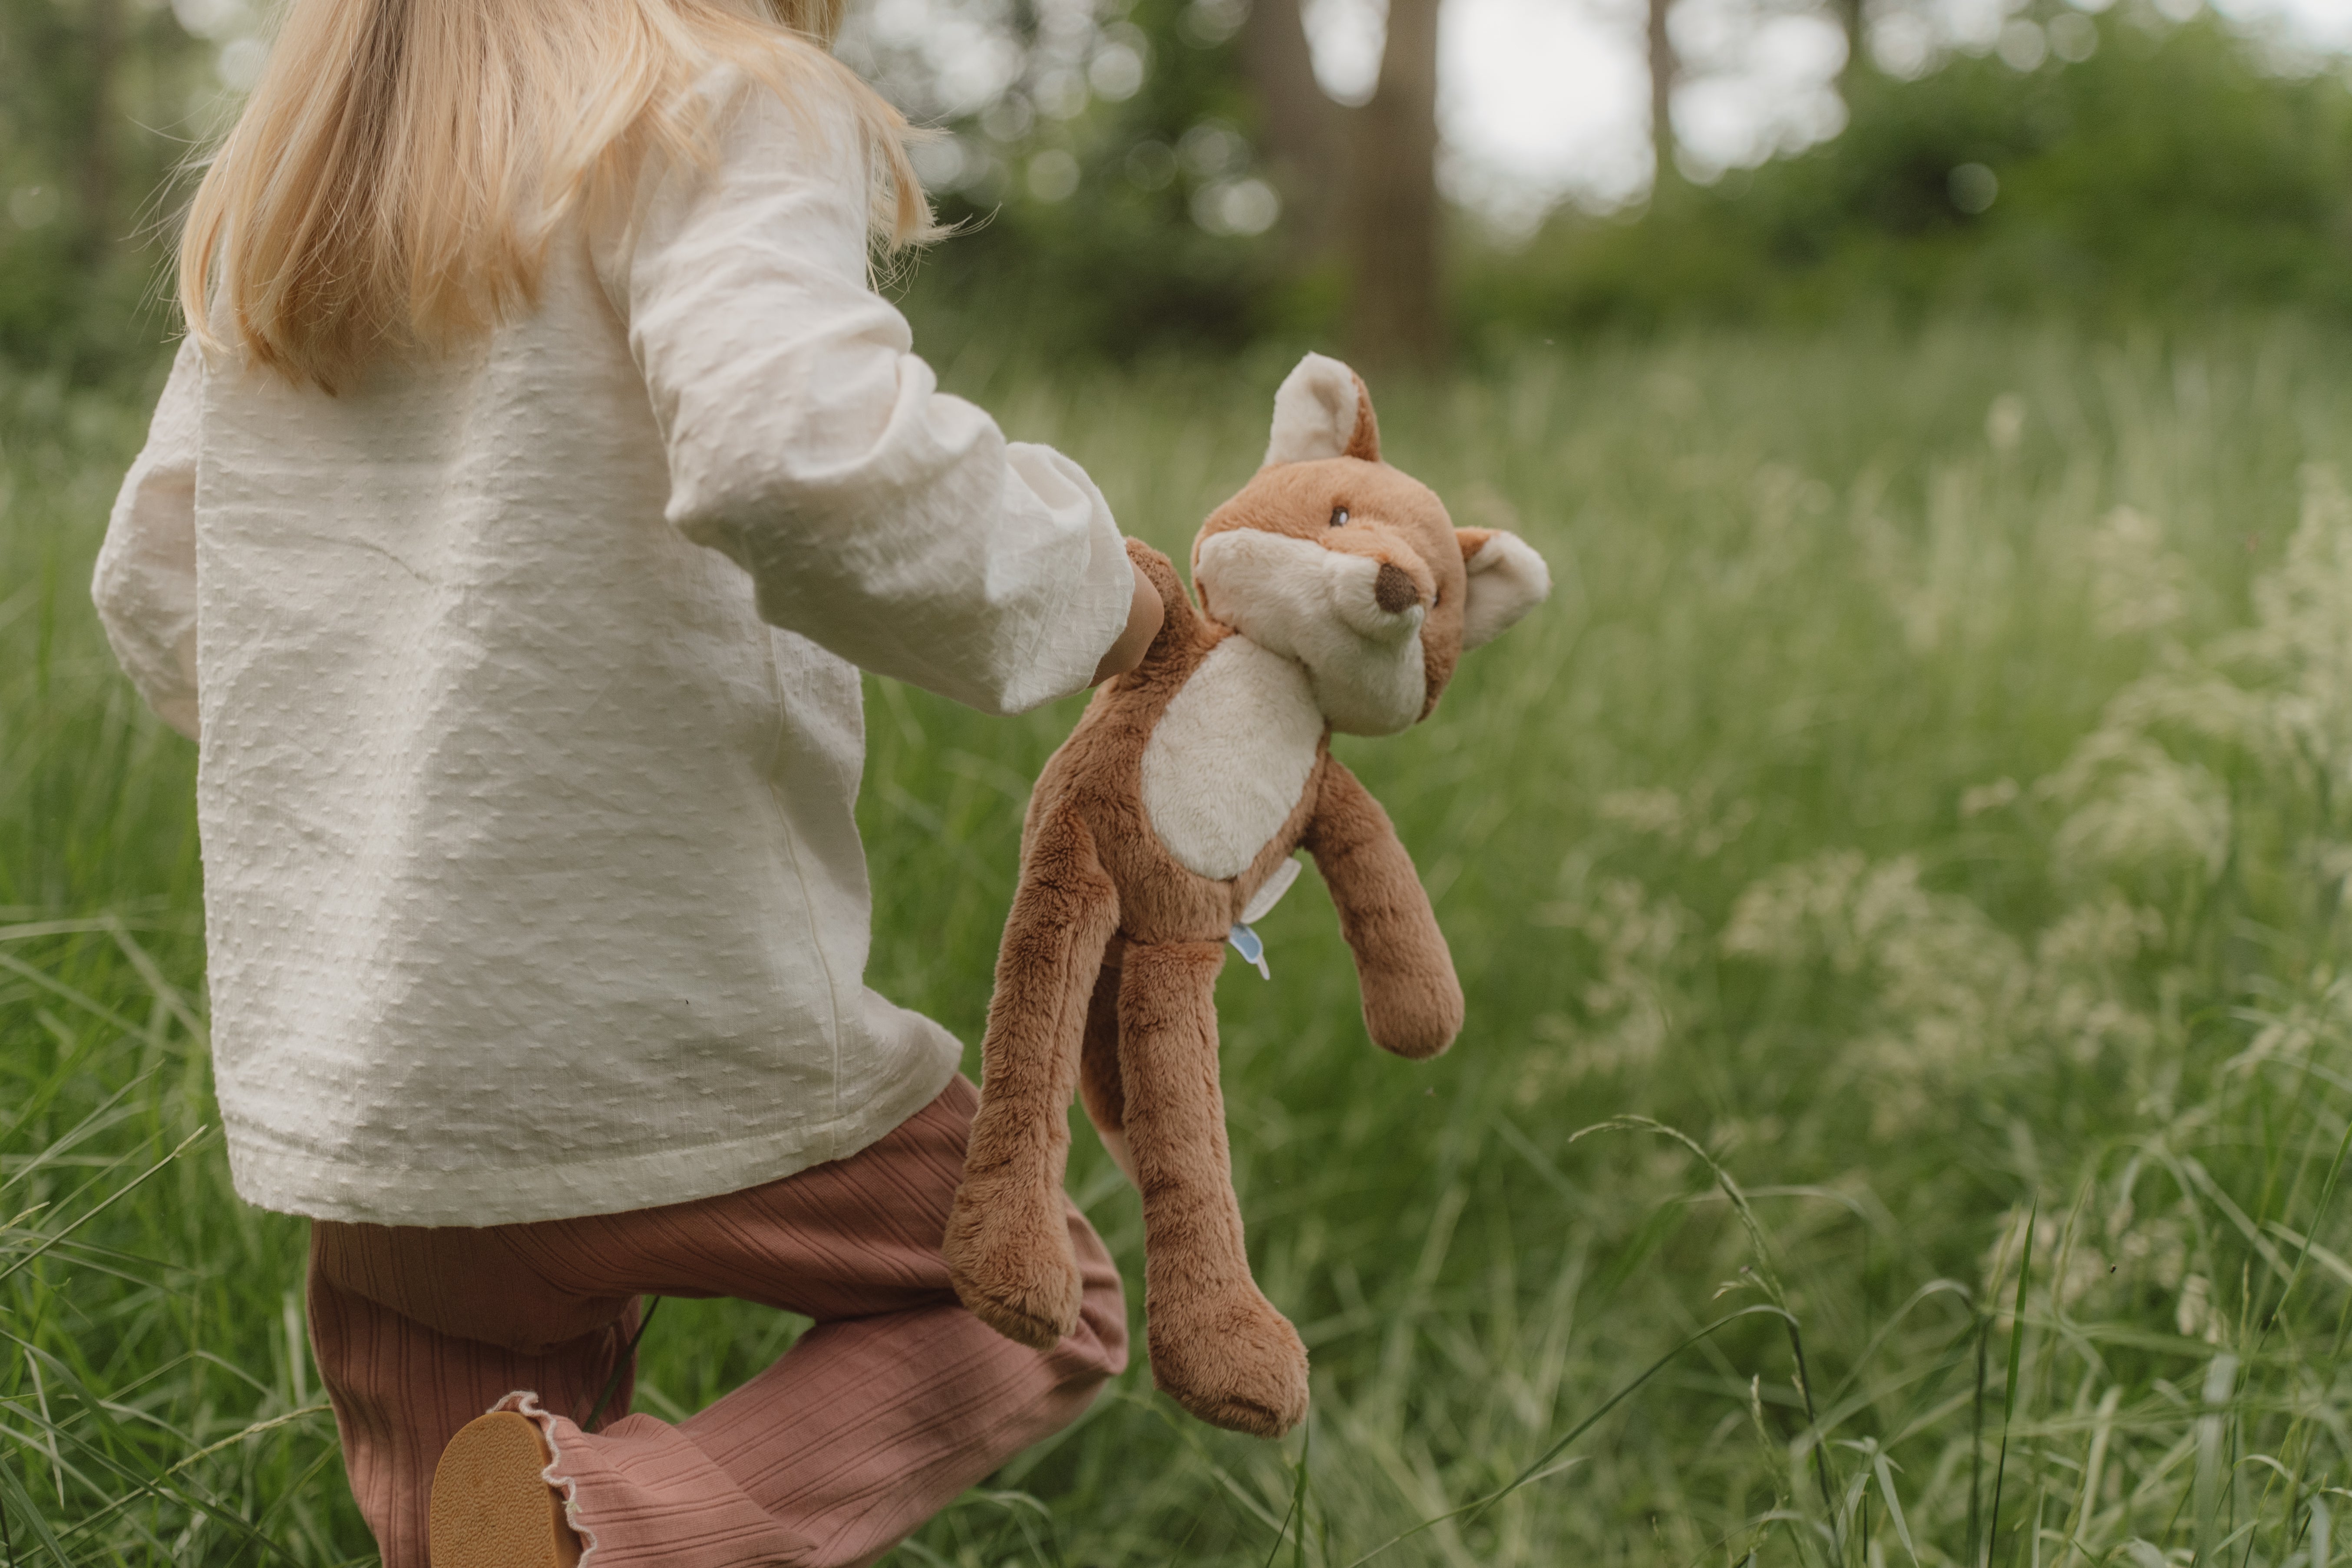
left=1832, top=0, right=1865, bottom=78
left=1343, top=0, right=1444, bottom=368
left=1646, top=0, right=1677, bottom=188
left=1240, top=0, right=1345, bottom=255
left=76, top=0, right=122, bottom=265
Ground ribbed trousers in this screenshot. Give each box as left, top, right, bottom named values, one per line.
left=305, top=1076, right=1127, bottom=1568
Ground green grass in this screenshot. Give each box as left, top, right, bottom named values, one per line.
left=11, top=318, right=2352, bottom=1564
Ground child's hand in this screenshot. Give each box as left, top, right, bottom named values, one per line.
left=1089, top=560, right=1166, bottom=686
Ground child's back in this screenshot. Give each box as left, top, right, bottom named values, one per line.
left=104, top=74, right=1134, bottom=1228
left=97, top=21, right=1154, bottom=1564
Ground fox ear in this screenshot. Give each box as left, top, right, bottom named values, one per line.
left=1265, top=353, right=1381, bottom=466
left=1454, top=529, right=1550, bottom=649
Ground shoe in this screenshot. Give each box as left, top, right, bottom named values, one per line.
left=428, top=1410, right=583, bottom=1568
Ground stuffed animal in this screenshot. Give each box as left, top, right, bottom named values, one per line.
left=941, top=353, right=1551, bottom=1437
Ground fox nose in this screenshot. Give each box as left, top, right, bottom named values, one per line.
left=1373, top=561, right=1421, bottom=614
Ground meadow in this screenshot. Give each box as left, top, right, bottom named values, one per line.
left=8, top=318, right=2352, bottom=1565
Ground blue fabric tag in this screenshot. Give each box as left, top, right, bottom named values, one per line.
left=1227, top=921, right=1271, bottom=979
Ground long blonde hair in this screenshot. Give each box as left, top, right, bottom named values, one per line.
left=178, top=0, right=927, bottom=390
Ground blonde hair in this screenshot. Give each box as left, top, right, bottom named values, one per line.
left=178, top=0, right=927, bottom=390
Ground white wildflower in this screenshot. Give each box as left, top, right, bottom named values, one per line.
left=1981, top=1204, right=2112, bottom=1319
left=1526, top=879, right=1691, bottom=1092
left=2176, top=1273, right=2225, bottom=1344
left=2113, top=1214, right=2189, bottom=1291
left=1960, top=777, right=2020, bottom=819
left=1725, top=852, right=2029, bottom=1136
left=1596, top=787, right=1756, bottom=858
left=2086, top=506, right=2191, bottom=640
left=1986, top=392, right=2026, bottom=455
left=2042, top=732, right=2230, bottom=886
left=2036, top=894, right=2164, bottom=972
left=1596, top=788, right=1685, bottom=838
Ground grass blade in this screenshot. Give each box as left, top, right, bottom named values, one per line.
left=1342, top=1303, right=1798, bottom=1567
left=1987, top=1201, right=2036, bottom=1567
left=1260, top=1417, right=1311, bottom=1568
left=2195, top=1354, right=2239, bottom=1565
left=0, top=1127, right=208, bottom=1288
left=1873, top=1446, right=1920, bottom=1566
left=2261, top=1112, right=2352, bottom=1350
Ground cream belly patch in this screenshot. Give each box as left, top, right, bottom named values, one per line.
left=1140, top=637, right=1324, bottom=881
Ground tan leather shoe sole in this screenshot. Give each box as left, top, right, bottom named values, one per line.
left=428, top=1411, right=582, bottom=1568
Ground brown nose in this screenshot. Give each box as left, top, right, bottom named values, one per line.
left=1373, top=561, right=1421, bottom=614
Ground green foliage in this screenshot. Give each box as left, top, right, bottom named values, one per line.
left=15, top=0, right=2352, bottom=379
left=1463, top=7, right=2352, bottom=341
left=889, top=0, right=1298, bottom=362
left=0, top=0, right=217, bottom=382
left=21, top=320, right=2352, bottom=1560
left=0, top=364, right=332, bottom=1562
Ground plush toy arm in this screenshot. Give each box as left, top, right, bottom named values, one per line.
left=1302, top=759, right=1463, bottom=1059
left=944, top=809, right=1120, bottom=1349
left=1120, top=539, right=1214, bottom=679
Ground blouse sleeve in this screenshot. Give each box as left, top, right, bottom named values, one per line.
left=92, top=338, right=205, bottom=741
left=598, top=69, right=1135, bottom=715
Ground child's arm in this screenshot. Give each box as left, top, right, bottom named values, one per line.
left=601, top=69, right=1140, bottom=715
left=92, top=339, right=204, bottom=740
left=1091, top=563, right=1165, bottom=686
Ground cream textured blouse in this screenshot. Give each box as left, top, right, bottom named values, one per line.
left=92, top=70, right=1135, bottom=1227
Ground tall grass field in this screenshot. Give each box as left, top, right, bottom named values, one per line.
left=10, top=321, right=2352, bottom=1565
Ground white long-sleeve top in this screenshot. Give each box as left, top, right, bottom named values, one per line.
left=91, top=70, right=1135, bottom=1227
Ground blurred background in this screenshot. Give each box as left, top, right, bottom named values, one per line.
left=6, top=0, right=2352, bottom=383
left=23, top=1, right=2352, bottom=1563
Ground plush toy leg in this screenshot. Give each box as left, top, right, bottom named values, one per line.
left=1117, top=941, right=1309, bottom=1439
left=1075, top=964, right=1134, bottom=1185
left=945, top=813, right=1118, bottom=1350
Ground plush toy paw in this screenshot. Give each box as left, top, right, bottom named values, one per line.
left=1359, top=967, right=1465, bottom=1060
left=942, top=1179, right=1084, bottom=1350
left=1146, top=1284, right=1311, bottom=1438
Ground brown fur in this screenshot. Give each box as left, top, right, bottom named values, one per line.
left=1196, top=456, right=1481, bottom=721
left=944, top=364, right=1533, bottom=1438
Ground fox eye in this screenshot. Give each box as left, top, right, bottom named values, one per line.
left=1328, top=506, right=1349, bottom=528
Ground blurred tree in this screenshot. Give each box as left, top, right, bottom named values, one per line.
left=1457, top=5, right=2352, bottom=341
left=867, top=0, right=1452, bottom=363
left=1238, top=0, right=1341, bottom=252
left=1648, top=0, right=1680, bottom=181
left=853, top=0, right=1301, bottom=357
left=1225, top=0, right=1452, bottom=362
left=74, top=0, right=121, bottom=265
left=1828, top=0, right=1861, bottom=79
left=1340, top=0, right=1445, bottom=364
left=14, top=0, right=2352, bottom=381
left=0, top=0, right=215, bottom=381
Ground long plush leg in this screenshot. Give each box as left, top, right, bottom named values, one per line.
left=944, top=812, right=1118, bottom=1350
left=1117, top=940, right=1308, bottom=1438
left=1075, top=962, right=1134, bottom=1184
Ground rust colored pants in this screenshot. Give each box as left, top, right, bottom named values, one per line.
left=306, top=1076, right=1127, bottom=1568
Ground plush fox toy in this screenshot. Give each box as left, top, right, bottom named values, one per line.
left=941, top=354, right=1550, bottom=1437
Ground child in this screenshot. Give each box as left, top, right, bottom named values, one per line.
left=91, top=0, right=1165, bottom=1560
